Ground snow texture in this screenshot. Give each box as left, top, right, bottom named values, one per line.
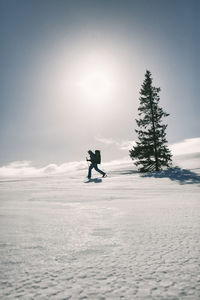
left=0, top=152, right=200, bottom=299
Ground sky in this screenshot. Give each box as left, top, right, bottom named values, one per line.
left=1, top=0, right=199, bottom=165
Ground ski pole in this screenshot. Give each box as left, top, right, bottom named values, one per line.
left=86, top=157, right=89, bottom=168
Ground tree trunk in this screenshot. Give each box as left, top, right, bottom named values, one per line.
left=149, top=91, right=159, bottom=171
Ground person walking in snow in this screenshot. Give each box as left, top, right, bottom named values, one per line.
left=87, top=150, right=106, bottom=179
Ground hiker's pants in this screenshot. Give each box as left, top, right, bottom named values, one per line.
left=88, top=163, right=104, bottom=178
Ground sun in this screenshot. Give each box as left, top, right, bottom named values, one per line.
left=81, top=70, right=112, bottom=98
left=76, top=63, right=115, bottom=100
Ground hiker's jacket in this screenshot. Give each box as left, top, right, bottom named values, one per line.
left=89, top=152, right=96, bottom=164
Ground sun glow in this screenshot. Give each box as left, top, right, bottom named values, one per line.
left=59, top=51, right=123, bottom=119
left=76, top=68, right=115, bottom=101
left=73, top=55, right=116, bottom=100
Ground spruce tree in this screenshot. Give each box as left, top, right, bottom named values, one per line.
left=130, top=70, right=172, bottom=172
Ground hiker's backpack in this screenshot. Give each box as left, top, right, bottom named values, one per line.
left=95, top=150, right=101, bottom=164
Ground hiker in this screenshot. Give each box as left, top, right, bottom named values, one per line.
left=87, top=150, right=106, bottom=179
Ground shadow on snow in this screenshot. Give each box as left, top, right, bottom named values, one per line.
left=85, top=178, right=102, bottom=183
left=110, top=170, right=138, bottom=176
left=141, top=166, right=200, bottom=185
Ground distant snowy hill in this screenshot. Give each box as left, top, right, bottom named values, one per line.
left=0, top=137, right=200, bottom=179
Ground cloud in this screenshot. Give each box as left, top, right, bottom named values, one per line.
left=0, top=160, right=87, bottom=178
left=95, top=135, right=136, bottom=150
left=119, top=140, right=136, bottom=150
left=170, top=138, right=200, bottom=156
left=95, top=136, right=117, bottom=145
left=95, top=135, right=200, bottom=154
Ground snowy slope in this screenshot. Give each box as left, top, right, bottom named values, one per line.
left=0, top=153, right=200, bottom=299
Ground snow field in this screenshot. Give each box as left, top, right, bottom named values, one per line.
left=0, top=154, right=200, bottom=299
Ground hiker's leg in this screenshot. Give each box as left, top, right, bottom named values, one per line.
left=94, top=164, right=105, bottom=176
left=88, top=164, right=94, bottom=178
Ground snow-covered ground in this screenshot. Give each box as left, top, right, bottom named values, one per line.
left=0, top=152, right=200, bottom=299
